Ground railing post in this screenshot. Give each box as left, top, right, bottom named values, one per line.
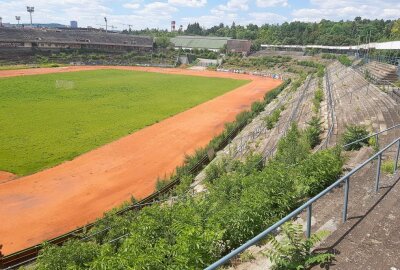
left=375, top=133, right=379, bottom=150
left=375, top=153, right=382, bottom=193
left=306, top=204, right=312, bottom=238
left=395, top=140, right=400, bottom=173
left=343, top=177, right=350, bottom=223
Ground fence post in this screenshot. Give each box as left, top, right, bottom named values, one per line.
left=306, top=204, right=312, bottom=238
left=375, top=133, right=379, bottom=150
left=375, top=153, right=382, bottom=193
left=395, top=140, right=400, bottom=173
left=343, top=177, right=350, bottom=223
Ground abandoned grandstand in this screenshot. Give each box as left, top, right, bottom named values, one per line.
left=0, top=28, right=154, bottom=52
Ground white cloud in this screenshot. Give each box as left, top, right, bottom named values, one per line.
left=248, top=12, right=287, bottom=24
left=168, top=0, right=207, bottom=8
left=123, top=0, right=141, bottom=9
left=292, top=0, right=400, bottom=22
left=216, top=0, right=249, bottom=12
left=256, top=0, right=289, bottom=8
left=136, top=2, right=178, bottom=18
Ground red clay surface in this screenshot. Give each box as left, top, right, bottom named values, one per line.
left=0, top=171, right=15, bottom=184
left=0, top=66, right=281, bottom=255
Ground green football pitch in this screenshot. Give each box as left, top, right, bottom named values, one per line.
left=0, top=69, right=248, bottom=175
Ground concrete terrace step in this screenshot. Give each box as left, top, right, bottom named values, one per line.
left=313, top=171, right=400, bottom=269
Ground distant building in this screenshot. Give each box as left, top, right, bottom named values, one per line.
left=170, top=36, right=251, bottom=54
left=70, top=21, right=78, bottom=28
left=227, top=39, right=252, bottom=56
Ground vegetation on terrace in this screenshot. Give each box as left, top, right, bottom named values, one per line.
left=32, top=121, right=343, bottom=270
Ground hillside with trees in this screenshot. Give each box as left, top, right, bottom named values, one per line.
left=127, top=17, right=400, bottom=48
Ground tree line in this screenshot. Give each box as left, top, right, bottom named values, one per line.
left=124, top=17, right=400, bottom=47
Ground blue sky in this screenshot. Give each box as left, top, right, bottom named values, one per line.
left=0, top=0, right=399, bottom=30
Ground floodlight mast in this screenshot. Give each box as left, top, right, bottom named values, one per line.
left=104, top=16, right=108, bottom=33
left=0, top=17, right=2, bottom=27
left=15, top=16, right=21, bottom=26
left=26, top=6, right=34, bottom=26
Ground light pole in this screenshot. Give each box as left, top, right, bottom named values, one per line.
left=104, top=17, right=107, bottom=33
left=0, top=17, right=2, bottom=27
left=26, top=6, right=34, bottom=26
left=15, top=16, right=21, bottom=26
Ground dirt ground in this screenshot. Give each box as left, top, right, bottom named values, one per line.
left=0, top=66, right=282, bottom=255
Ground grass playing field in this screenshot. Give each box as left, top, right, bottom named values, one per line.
left=0, top=69, right=249, bottom=175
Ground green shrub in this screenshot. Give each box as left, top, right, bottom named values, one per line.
left=155, top=177, right=171, bottom=191
left=265, top=222, right=334, bottom=270
left=264, top=79, right=291, bottom=104
left=382, top=160, right=395, bottom=174
left=321, top=53, right=337, bottom=60
left=338, top=55, right=352, bottom=66
left=251, top=101, right=265, bottom=115
left=275, top=123, right=310, bottom=166
left=313, top=88, right=324, bottom=113
left=264, top=106, right=284, bottom=129
left=304, top=116, right=323, bottom=149
left=341, top=125, right=370, bottom=150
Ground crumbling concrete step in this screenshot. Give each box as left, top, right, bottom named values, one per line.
left=312, top=172, right=400, bottom=269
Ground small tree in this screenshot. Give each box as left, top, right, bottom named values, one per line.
left=265, top=222, right=334, bottom=270
left=341, top=125, right=370, bottom=151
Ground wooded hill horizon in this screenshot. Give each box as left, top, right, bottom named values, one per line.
left=125, top=17, right=400, bottom=47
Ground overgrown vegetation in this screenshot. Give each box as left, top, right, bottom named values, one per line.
left=265, top=106, right=284, bottom=129
left=32, top=121, right=343, bottom=270
left=341, top=125, right=371, bottom=150
left=338, top=55, right=352, bottom=67
left=222, top=55, right=291, bottom=70
left=313, top=88, right=324, bottom=113
left=382, top=159, right=395, bottom=174
left=304, top=116, right=323, bottom=149
left=265, top=222, right=334, bottom=270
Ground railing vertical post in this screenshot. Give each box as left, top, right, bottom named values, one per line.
left=375, top=133, right=379, bottom=150
left=306, top=204, right=312, bottom=238
left=395, top=139, right=400, bottom=173
left=342, top=177, right=350, bottom=223
left=375, top=153, right=382, bottom=193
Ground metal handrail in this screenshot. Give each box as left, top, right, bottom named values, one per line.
left=205, top=136, right=400, bottom=270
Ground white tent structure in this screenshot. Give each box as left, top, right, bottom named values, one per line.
left=261, top=41, right=400, bottom=51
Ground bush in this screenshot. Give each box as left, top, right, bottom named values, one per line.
left=338, top=55, right=352, bottom=67
left=265, top=222, right=334, bottom=270
left=321, top=53, right=337, bottom=60
left=382, top=160, right=395, bottom=174
left=251, top=101, right=265, bottom=115
left=264, top=106, right=284, bottom=129
left=155, top=177, right=171, bottom=191
left=304, top=116, right=323, bottom=149
left=313, top=88, right=324, bottom=113
left=264, top=79, right=291, bottom=104
left=341, top=125, right=370, bottom=150
left=275, top=123, right=310, bottom=166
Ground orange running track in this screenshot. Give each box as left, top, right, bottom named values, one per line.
left=0, top=66, right=282, bottom=255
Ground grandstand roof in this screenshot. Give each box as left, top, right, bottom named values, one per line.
left=171, top=36, right=231, bottom=50
left=0, top=28, right=153, bottom=47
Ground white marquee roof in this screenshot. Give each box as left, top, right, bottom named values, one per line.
left=261, top=41, right=400, bottom=51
